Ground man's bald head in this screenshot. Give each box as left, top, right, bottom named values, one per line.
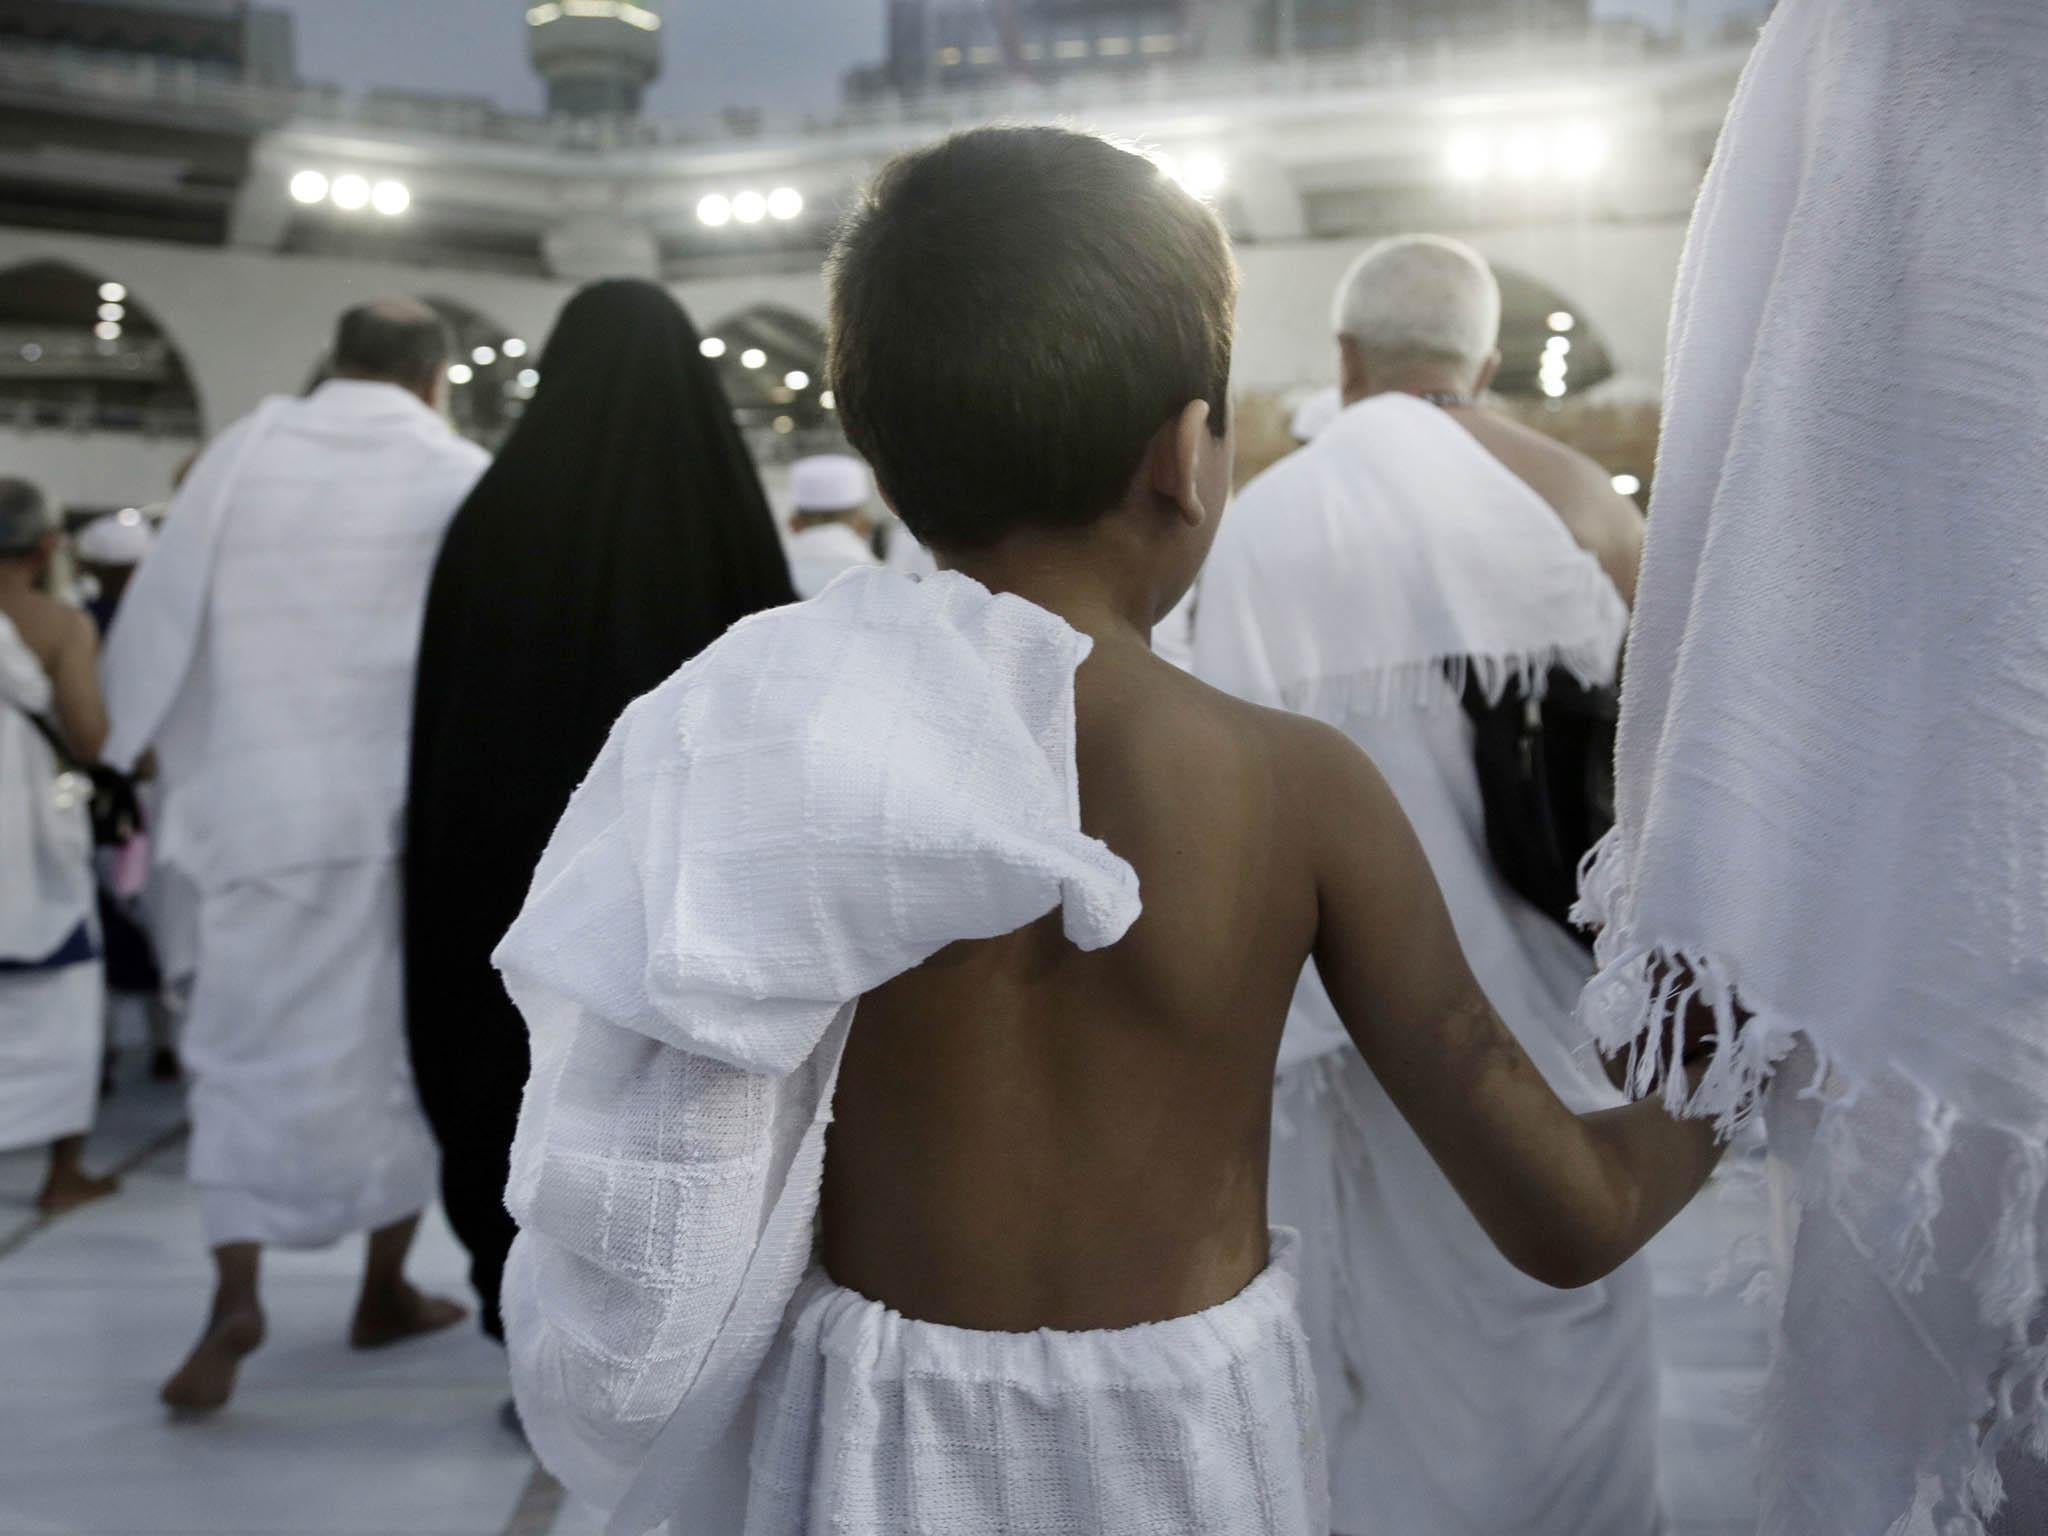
left=332, top=299, right=451, bottom=400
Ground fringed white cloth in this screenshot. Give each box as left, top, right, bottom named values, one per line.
left=1576, top=1, right=2048, bottom=1527
left=0, top=612, right=91, bottom=964
left=1193, top=394, right=1654, bottom=1533
left=493, top=567, right=1142, bottom=1535
left=1192, top=392, right=1627, bottom=735
left=742, top=1230, right=1325, bottom=1536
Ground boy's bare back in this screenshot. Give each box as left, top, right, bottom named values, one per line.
left=825, top=632, right=1358, bottom=1329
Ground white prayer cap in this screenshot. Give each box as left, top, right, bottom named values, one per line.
left=791, top=454, right=872, bottom=516
left=76, top=508, right=155, bottom=566
left=1290, top=386, right=1342, bottom=444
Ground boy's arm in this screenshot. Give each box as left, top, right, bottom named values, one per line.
left=1289, top=716, right=1723, bottom=1288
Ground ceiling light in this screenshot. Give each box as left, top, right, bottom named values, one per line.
left=740, top=347, right=766, bottom=370
left=1181, top=153, right=1227, bottom=198
left=1611, top=473, right=1641, bottom=497
left=502, top=338, right=527, bottom=358
left=1544, top=335, right=1571, bottom=355
left=767, top=186, right=804, bottom=220
left=772, top=415, right=795, bottom=435
left=697, top=193, right=732, bottom=227
left=700, top=336, right=727, bottom=358
left=473, top=345, right=497, bottom=366
left=518, top=368, right=540, bottom=388
left=1556, top=123, right=1608, bottom=180
left=1547, top=311, right=1575, bottom=332
left=819, top=389, right=836, bottom=410
left=447, top=362, right=473, bottom=385
left=19, top=343, right=41, bottom=362
left=371, top=179, right=411, bottom=216
left=289, top=170, right=329, bottom=205
left=98, top=282, right=126, bottom=304
left=1502, top=131, right=1546, bottom=180
left=732, top=190, right=767, bottom=224
left=783, top=369, right=810, bottom=390
left=1446, top=133, right=1491, bottom=182
left=1540, top=376, right=1567, bottom=398
left=94, top=321, right=122, bottom=341
left=330, top=174, right=371, bottom=211
left=98, top=303, right=124, bottom=322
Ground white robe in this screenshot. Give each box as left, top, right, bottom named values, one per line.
left=1193, top=394, right=1657, bottom=1536
left=784, top=520, right=879, bottom=600
left=0, top=613, right=101, bottom=1153
left=101, top=379, right=488, bottom=1246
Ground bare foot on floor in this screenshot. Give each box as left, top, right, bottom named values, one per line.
left=36, top=1168, right=120, bottom=1216
left=349, top=1283, right=468, bottom=1350
left=160, top=1309, right=265, bottom=1414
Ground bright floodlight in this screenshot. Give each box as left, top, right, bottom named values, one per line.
left=819, top=389, right=835, bottom=410
left=732, top=190, right=768, bottom=224
left=1446, top=133, right=1491, bottom=182
left=1540, top=376, right=1567, bottom=398
left=93, top=320, right=122, bottom=341
left=1502, top=131, right=1546, bottom=180
left=289, top=170, right=329, bottom=205
left=783, top=369, right=810, bottom=391
left=98, top=282, right=127, bottom=304
left=1547, top=311, right=1576, bottom=333
left=1181, top=154, right=1227, bottom=198
left=473, top=345, right=498, bottom=366
left=740, top=347, right=767, bottom=370
left=767, top=186, right=804, bottom=221
left=1611, top=473, right=1642, bottom=497
left=330, top=174, right=371, bottom=211
left=502, top=337, right=528, bottom=359
left=447, top=362, right=474, bottom=385
left=1544, top=335, right=1571, bottom=355
left=98, top=302, right=124, bottom=322
left=697, top=193, right=732, bottom=228
left=371, top=179, right=412, bottom=216
left=700, top=336, right=727, bottom=359
left=1556, top=123, right=1608, bottom=180
left=518, top=368, right=540, bottom=388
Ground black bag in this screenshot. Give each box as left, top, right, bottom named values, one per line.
left=1460, top=665, right=1619, bottom=946
left=23, top=710, right=144, bottom=847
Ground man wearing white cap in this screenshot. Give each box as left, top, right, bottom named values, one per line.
left=785, top=453, right=879, bottom=599
left=75, top=509, right=155, bottom=634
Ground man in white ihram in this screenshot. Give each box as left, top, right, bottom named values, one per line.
left=783, top=452, right=879, bottom=599
left=102, top=300, right=486, bottom=1413
left=1194, top=236, right=1653, bottom=1535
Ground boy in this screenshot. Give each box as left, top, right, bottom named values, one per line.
left=497, top=126, right=1724, bottom=1535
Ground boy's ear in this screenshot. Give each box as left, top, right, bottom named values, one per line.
left=1151, top=398, right=1214, bottom=529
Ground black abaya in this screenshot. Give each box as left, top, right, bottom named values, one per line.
left=403, top=279, right=795, bottom=1337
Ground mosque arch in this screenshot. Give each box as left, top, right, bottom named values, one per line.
left=0, top=258, right=204, bottom=441
left=421, top=294, right=529, bottom=451
left=1485, top=264, right=1616, bottom=401
left=698, top=302, right=834, bottom=454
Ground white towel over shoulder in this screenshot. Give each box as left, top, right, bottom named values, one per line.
left=1575, top=1, right=2048, bottom=1528
left=494, top=566, right=1141, bottom=1534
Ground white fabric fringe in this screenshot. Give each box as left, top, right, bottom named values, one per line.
left=1577, top=1, right=2048, bottom=1527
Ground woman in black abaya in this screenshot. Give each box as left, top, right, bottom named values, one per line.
left=404, top=280, right=794, bottom=1340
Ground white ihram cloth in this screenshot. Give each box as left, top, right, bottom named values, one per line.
left=1194, top=393, right=1655, bottom=1536
left=495, top=567, right=1322, bottom=1534
left=0, top=613, right=102, bottom=1152
left=100, top=379, right=486, bottom=1247
left=784, top=520, right=878, bottom=600
left=1571, top=2, right=2048, bottom=1530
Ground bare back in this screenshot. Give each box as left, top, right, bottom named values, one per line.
left=0, top=579, right=107, bottom=760
left=822, top=634, right=1321, bottom=1330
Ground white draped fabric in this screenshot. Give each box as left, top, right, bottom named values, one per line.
left=0, top=613, right=101, bottom=1153
left=1193, top=393, right=1655, bottom=1535
left=100, top=380, right=485, bottom=1246
left=784, top=521, right=878, bottom=600
left=495, top=569, right=1146, bottom=1533
left=1574, top=1, right=2048, bottom=1528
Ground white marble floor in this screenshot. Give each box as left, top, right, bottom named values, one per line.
left=1, top=1060, right=1770, bottom=1536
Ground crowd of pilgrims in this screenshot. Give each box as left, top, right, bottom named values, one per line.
left=6, top=127, right=1705, bottom=1536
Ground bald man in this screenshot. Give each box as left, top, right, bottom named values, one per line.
left=102, top=299, right=488, bottom=1413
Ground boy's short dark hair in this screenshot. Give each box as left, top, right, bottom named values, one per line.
left=332, top=300, right=451, bottom=388
left=828, top=127, right=1237, bottom=551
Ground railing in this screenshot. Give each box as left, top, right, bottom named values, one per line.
left=0, top=21, right=1761, bottom=156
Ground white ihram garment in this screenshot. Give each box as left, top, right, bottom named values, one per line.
left=0, top=613, right=102, bottom=1152
left=102, top=379, right=487, bottom=1247
left=784, top=520, right=878, bottom=600
left=1573, top=2, right=2048, bottom=1529
left=495, top=567, right=1325, bottom=1536
left=1194, top=394, right=1656, bottom=1536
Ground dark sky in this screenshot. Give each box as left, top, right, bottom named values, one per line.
left=269, top=1, right=1743, bottom=119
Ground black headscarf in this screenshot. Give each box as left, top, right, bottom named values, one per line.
left=403, top=278, right=794, bottom=1337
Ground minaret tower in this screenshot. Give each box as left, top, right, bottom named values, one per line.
left=525, top=0, right=664, bottom=116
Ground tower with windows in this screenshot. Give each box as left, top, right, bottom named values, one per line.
left=525, top=0, right=664, bottom=117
